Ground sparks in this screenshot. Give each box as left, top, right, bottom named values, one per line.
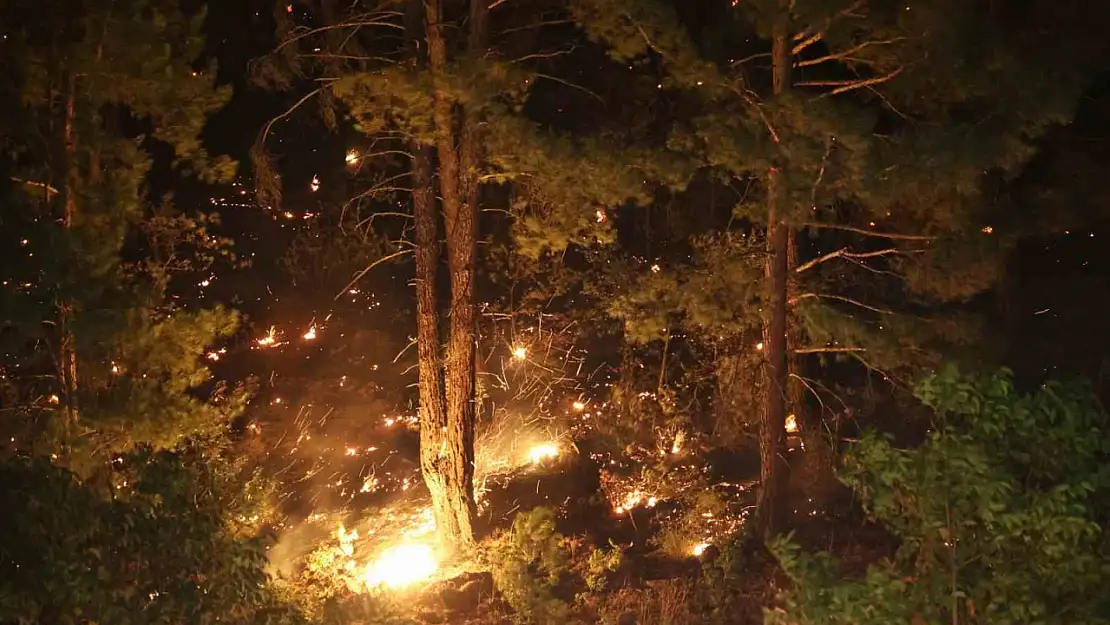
left=303, top=325, right=317, bottom=340
left=310, top=174, right=321, bottom=192
left=692, top=542, right=710, bottom=557
left=571, top=400, right=586, bottom=411
left=511, top=345, right=528, bottom=360
left=345, top=150, right=359, bottom=165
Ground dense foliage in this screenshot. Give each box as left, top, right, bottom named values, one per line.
left=2, top=0, right=1110, bottom=623
left=772, top=367, right=1110, bottom=625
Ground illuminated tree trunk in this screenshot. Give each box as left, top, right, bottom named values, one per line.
left=418, top=0, right=482, bottom=547
left=758, top=10, right=791, bottom=537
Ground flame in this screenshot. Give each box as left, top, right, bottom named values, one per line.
left=310, top=174, right=321, bottom=192
left=362, top=543, right=438, bottom=590
left=692, top=542, right=709, bottom=557
left=785, top=413, right=799, bottom=434
left=345, top=150, right=359, bottom=165
left=670, top=430, right=686, bottom=454
left=528, top=443, right=559, bottom=465
left=614, top=489, right=657, bottom=514
left=256, top=326, right=282, bottom=348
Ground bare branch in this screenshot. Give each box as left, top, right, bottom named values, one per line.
left=532, top=73, right=604, bottom=102
left=794, top=346, right=866, bottom=354
left=790, top=1, right=865, bottom=54
left=795, top=247, right=904, bottom=274
left=797, top=67, right=903, bottom=95
left=498, top=19, right=574, bottom=37
left=795, top=38, right=905, bottom=67
left=790, top=292, right=898, bottom=316
left=10, top=177, right=59, bottom=197
left=333, top=248, right=413, bottom=300
left=274, top=13, right=405, bottom=55
left=510, top=47, right=577, bottom=64
left=792, top=31, right=823, bottom=56
left=730, top=51, right=772, bottom=67
left=342, top=171, right=414, bottom=214
left=804, top=221, right=933, bottom=241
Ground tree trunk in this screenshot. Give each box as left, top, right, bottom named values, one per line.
left=59, top=74, right=79, bottom=437
left=757, top=12, right=791, bottom=538
left=421, top=0, right=477, bottom=547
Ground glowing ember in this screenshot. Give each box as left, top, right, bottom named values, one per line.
left=571, top=400, right=586, bottom=411
left=785, top=413, right=799, bottom=434
left=511, top=345, right=528, bottom=360
left=345, top=150, right=359, bottom=165
left=755, top=341, right=764, bottom=351
left=303, top=325, right=317, bottom=340
left=692, top=542, right=710, bottom=557
left=256, top=326, right=282, bottom=348
left=528, top=443, right=559, bottom=465
left=310, top=174, right=321, bottom=192
left=362, top=543, right=438, bottom=589
left=671, top=430, right=686, bottom=454
left=614, top=489, right=656, bottom=514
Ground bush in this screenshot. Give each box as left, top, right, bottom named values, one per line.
left=487, top=507, right=572, bottom=623
left=770, top=367, right=1110, bottom=625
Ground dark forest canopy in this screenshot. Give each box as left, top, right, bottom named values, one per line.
left=1, top=0, right=1109, bottom=623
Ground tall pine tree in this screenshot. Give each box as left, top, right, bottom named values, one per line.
left=251, top=0, right=655, bottom=548
left=571, top=0, right=1108, bottom=534
left=0, top=0, right=243, bottom=465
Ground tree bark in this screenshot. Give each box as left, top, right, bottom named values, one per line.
left=421, top=0, right=477, bottom=547
left=757, top=11, right=791, bottom=538
left=59, top=73, right=79, bottom=437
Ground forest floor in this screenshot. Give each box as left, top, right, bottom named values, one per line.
left=278, top=438, right=897, bottom=624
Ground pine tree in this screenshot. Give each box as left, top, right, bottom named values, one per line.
left=570, top=0, right=1108, bottom=534
left=0, top=0, right=242, bottom=464
left=252, top=0, right=653, bottom=549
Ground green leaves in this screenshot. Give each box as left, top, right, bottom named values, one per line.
left=773, top=368, right=1110, bottom=625
left=0, top=447, right=290, bottom=625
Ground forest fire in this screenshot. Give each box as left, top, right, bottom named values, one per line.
left=362, top=543, right=438, bottom=589
left=527, top=443, right=559, bottom=464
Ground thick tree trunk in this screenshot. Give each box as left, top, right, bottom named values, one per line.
left=757, top=14, right=791, bottom=538
left=421, top=0, right=477, bottom=547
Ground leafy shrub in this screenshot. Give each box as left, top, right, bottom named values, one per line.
left=487, top=507, right=572, bottom=623
left=770, top=367, right=1110, bottom=625
left=0, top=445, right=298, bottom=625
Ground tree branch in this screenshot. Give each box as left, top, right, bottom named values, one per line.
left=510, top=47, right=577, bottom=64
left=796, top=68, right=903, bottom=95
left=794, top=247, right=903, bottom=274
left=790, top=293, right=898, bottom=316
left=795, top=38, right=905, bottom=67
left=804, top=221, right=933, bottom=241
left=333, top=248, right=413, bottom=300
left=792, top=31, right=823, bottom=56
left=794, top=346, right=866, bottom=354
left=275, top=13, right=404, bottom=55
